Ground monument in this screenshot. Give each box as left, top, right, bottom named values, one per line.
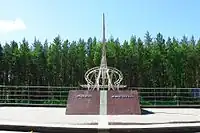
left=66, top=13, right=141, bottom=115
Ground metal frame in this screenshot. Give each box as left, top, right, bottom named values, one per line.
left=83, top=66, right=125, bottom=90
left=0, top=85, right=199, bottom=107
left=81, top=13, right=126, bottom=90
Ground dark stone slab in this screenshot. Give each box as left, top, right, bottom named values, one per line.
left=66, top=90, right=100, bottom=115
left=69, top=123, right=98, bottom=125
left=107, top=90, right=141, bottom=115
left=109, top=121, right=200, bottom=125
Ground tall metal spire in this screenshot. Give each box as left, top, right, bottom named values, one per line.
left=95, top=13, right=108, bottom=90
left=100, top=13, right=107, bottom=68
left=81, top=13, right=126, bottom=90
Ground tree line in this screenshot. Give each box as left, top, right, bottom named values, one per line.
left=0, top=31, right=200, bottom=88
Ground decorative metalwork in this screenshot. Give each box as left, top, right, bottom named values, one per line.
left=80, top=13, right=126, bottom=90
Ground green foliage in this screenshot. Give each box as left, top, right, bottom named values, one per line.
left=0, top=32, right=200, bottom=88
left=43, top=99, right=66, bottom=105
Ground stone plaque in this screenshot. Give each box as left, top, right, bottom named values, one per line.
left=107, top=90, right=141, bottom=115
left=66, top=90, right=100, bottom=115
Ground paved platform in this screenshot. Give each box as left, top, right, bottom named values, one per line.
left=0, top=107, right=200, bottom=132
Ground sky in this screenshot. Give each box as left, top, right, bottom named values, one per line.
left=0, top=0, right=200, bottom=44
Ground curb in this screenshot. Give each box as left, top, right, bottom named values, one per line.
left=0, top=124, right=200, bottom=133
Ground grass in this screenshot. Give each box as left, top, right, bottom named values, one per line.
left=0, top=97, right=199, bottom=106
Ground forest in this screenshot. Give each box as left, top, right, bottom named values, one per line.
left=0, top=31, right=200, bottom=88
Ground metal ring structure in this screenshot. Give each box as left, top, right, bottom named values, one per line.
left=84, top=66, right=124, bottom=90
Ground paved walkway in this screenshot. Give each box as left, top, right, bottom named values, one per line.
left=0, top=107, right=200, bottom=132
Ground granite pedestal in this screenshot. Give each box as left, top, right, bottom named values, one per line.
left=66, top=90, right=141, bottom=115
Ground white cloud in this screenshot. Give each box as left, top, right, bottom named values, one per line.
left=0, top=18, right=26, bottom=34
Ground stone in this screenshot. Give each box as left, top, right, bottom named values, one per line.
left=107, top=90, right=141, bottom=115
left=66, top=90, right=141, bottom=115
left=66, top=90, right=100, bottom=115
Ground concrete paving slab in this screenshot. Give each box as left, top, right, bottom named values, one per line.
left=0, top=107, right=200, bottom=125
left=0, top=107, right=199, bottom=132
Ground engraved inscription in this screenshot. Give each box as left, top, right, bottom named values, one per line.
left=111, top=95, right=134, bottom=98
left=76, top=94, right=92, bottom=98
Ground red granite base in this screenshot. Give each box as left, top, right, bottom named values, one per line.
left=66, top=90, right=100, bottom=115
left=66, top=90, right=141, bottom=115
left=107, top=90, right=141, bottom=115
